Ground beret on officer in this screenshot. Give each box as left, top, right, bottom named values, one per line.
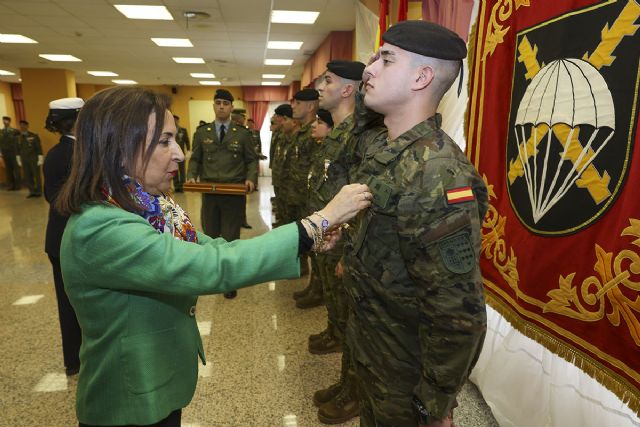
left=214, top=89, right=234, bottom=102
left=293, top=88, right=319, bottom=101
left=382, top=20, right=467, bottom=60
left=326, top=60, right=366, bottom=80
left=274, top=104, right=293, bottom=118
left=316, top=109, right=334, bottom=128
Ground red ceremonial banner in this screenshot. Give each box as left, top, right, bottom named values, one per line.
left=466, top=0, right=640, bottom=415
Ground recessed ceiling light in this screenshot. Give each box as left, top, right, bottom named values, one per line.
left=190, top=72, right=215, bottom=78
left=199, top=81, right=221, bottom=86
left=151, top=38, right=193, bottom=47
left=0, top=34, right=37, bottom=43
left=39, top=54, right=82, bottom=62
left=173, top=57, right=205, bottom=64
left=271, top=10, right=319, bottom=24
left=0, top=70, right=16, bottom=76
left=114, top=5, right=173, bottom=20
left=262, top=74, right=285, bottom=79
left=262, top=82, right=281, bottom=86
left=87, top=71, right=118, bottom=77
left=265, top=59, right=293, bottom=66
left=112, top=79, right=137, bottom=85
left=267, top=41, right=303, bottom=50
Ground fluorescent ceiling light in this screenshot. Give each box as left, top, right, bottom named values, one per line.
left=39, top=54, right=82, bottom=62
left=112, top=79, right=137, bottom=85
left=199, top=81, right=221, bottom=86
left=88, top=71, right=118, bottom=77
left=262, top=74, right=285, bottom=79
left=173, top=57, right=205, bottom=64
left=267, top=41, right=303, bottom=50
left=271, top=10, right=319, bottom=24
left=151, top=38, right=193, bottom=47
left=264, top=59, right=293, bottom=66
left=190, top=72, right=215, bottom=78
left=262, top=82, right=281, bottom=86
left=0, top=70, right=16, bottom=76
left=114, top=5, right=173, bottom=20
left=0, top=34, right=37, bottom=43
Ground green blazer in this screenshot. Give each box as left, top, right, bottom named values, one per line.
left=61, top=203, right=300, bottom=425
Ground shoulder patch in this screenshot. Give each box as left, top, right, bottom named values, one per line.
left=446, top=186, right=475, bottom=204
left=438, top=232, right=475, bottom=274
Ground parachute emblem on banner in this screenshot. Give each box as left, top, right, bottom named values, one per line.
left=513, top=58, right=616, bottom=223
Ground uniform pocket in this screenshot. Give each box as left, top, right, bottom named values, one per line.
left=121, top=328, right=176, bottom=395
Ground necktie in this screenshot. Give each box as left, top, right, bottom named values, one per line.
left=219, top=124, right=226, bottom=142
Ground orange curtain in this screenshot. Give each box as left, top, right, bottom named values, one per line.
left=421, top=0, right=474, bottom=41
left=301, top=31, right=354, bottom=87
left=241, top=86, right=289, bottom=102
left=245, top=101, right=270, bottom=130
left=11, top=83, right=25, bottom=122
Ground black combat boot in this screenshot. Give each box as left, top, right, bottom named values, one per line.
left=317, top=373, right=360, bottom=424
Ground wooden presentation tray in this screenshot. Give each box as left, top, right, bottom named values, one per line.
left=183, top=182, right=247, bottom=195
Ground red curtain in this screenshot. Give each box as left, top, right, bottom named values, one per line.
left=10, top=83, right=25, bottom=122
left=242, top=86, right=289, bottom=102
left=287, top=81, right=301, bottom=100
left=245, top=101, right=269, bottom=131
left=301, top=31, right=354, bottom=87
left=378, top=0, right=390, bottom=47
left=398, top=0, right=408, bottom=22
left=422, top=0, right=474, bottom=41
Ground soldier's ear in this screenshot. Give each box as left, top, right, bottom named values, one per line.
left=413, top=65, right=434, bottom=91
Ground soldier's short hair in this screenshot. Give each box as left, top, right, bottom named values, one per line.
left=19, top=120, right=29, bottom=125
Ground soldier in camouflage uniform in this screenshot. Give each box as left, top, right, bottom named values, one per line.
left=288, top=88, right=320, bottom=281
left=271, top=104, right=295, bottom=227
left=0, top=116, right=20, bottom=190
left=16, top=120, right=43, bottom=197
left=172, top=115, right=190, bottom=193
left=304, top=60, right=367, bottom=424
left=344, top=21, right=488, bottom=427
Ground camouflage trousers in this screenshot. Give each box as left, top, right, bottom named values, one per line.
left=316, top=253, right=348, bottom=339
left=307, top=253, right=324, bottom=296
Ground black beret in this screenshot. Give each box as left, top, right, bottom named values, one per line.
left=294, top=88, right=319, bottom=101
left=2, top=116, right=10, bottom=120
left=326, top=60, right=366, bottom=80
left=214, top=89, right=234, bottom=102
left=19, top=120, right=29, bottom=125
left=173, top=115, right=180, bottom=120
left=231, top=108, right=246, bottom=115
left=382, top=20, right=466, bottom=60
left=274, top=104, right=293, bottom=118
left=316, top=109, right=333, bottom=127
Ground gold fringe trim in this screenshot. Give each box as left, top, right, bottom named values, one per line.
left=486, top=293, right=640, bottom=417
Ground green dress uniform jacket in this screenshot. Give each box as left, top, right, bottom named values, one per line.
left=187, top=123, right=257, bottom=184
left=344, top=114, right=488, bottom=425
left=18, top=131, right=42, bottom=160
left=61, top=204, right=300, bottom=425
left=0, top=126, right=18, bottom=155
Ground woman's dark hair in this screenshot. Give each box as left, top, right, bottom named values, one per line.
left=56, top=86, right=171, bottom=215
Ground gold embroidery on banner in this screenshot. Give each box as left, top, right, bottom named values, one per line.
left=484, top=0, right=531, bottom=58
left=544, top=219, right=640, bottom=346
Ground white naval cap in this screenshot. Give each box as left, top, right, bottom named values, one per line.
left=49, top=97, right=84, bottom=110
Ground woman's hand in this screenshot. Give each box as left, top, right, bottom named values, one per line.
left=318, top=228, right=342, bottom=252
left=317, top=183, right=371, bottom=227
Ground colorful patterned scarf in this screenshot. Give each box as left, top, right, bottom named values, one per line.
left=103, top=177, right=198, bottom=243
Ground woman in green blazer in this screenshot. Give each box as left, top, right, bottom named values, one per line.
left=56, top=86, right=372, bottom=427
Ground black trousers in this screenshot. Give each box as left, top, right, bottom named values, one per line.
left=49, top=255, right=81, bottom=370
left=2, top=150, right=21, bottom=189
left=79, top=409, right=181, bottom=427
left=201, top=193, right=244, bottom=241
left=172, top=161, right=185, bottom=191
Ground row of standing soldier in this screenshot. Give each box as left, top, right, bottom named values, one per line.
left=0, top=115, right=44, bottom=197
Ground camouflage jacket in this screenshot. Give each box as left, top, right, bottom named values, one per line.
left=187, top=122, right=257, bottom=184
left=272, top=131, right=294, bottom=189
left=344, top=114, right=488, bottom=420
left=285, top=121, right=315, bottom=206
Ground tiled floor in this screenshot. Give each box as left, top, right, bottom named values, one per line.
left=0, top=178, right=499, bottom=427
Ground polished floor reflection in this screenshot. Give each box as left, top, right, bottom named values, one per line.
left=0, top=178, right=498, bottom=426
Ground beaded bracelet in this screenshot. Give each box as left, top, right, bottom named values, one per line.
left=301, top=217, right=324, bottom=252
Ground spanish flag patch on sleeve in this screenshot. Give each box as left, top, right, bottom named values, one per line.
left=446, top=186, right=475, bottom=204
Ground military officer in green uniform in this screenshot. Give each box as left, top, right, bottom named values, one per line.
left=304, top=61, right=366, bottom=424
left=344, top=21, right=488, bottom=427
left=0, top=116, right=21, bottom=190
left=16, top=120, right=43, bottom=197
left=187, top=89, right=257, bottom=299
left=172, top=115, right=190, bottom=193
left=289, top=88, right=320, bottom=290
